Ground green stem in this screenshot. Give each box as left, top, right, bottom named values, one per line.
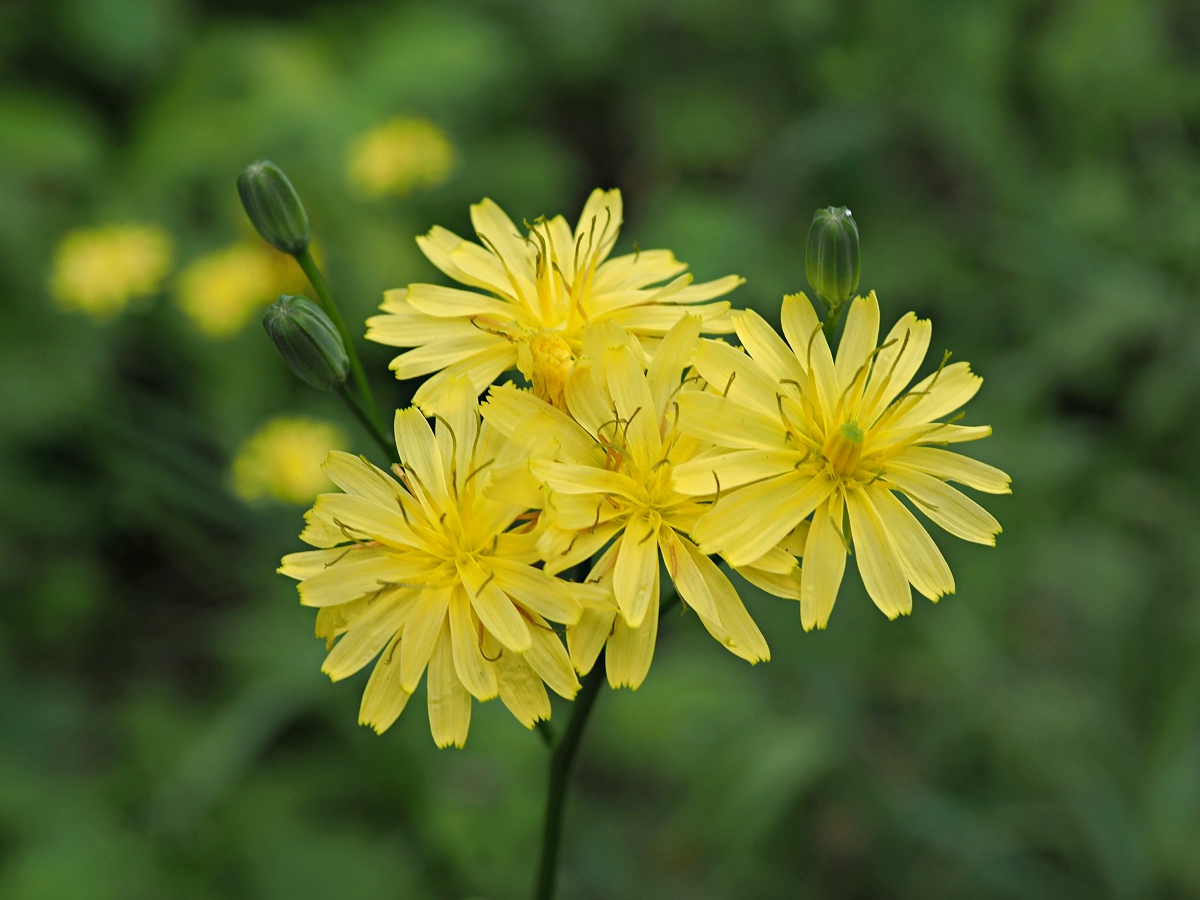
left=533, top=657, right=605, bottom=900
left=532, top=588, right=681, bottom=900
left=822, top=298, right=843, bottom=344
left=296, top=249, right=385, bottom=437
left=336, top=385, right=396, bottom=463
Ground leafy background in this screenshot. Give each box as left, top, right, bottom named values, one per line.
left=3, top=0, right=1200, bottom=897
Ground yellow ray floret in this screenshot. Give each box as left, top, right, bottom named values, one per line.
left=481, top=316, right=788, bottom=691
left=673, top=292, right=1010, bottom=631
left=278, top=376, right=592, bottom=748
left=366, top=189, right=743, bottom=413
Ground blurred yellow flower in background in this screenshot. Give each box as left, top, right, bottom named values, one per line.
left=50, top=224, right=173, bottom=318
left=346, top=117, right=456, bottom=198
left=233, top=417, right=345, bottom=504
left=176, top=242, right=306, bottom=338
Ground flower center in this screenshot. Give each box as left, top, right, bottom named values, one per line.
left=822, top=421, right=863, bottom=477
left=516, top=332, right=574, bottom=410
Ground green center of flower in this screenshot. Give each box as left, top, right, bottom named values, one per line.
left=822, top=421, right=864, bottom=477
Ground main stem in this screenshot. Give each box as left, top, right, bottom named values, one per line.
left=296, top=249, right=385, bottom=438
left=533, top=659, right=605, bottom=900
left=533, top=590, right=680, bottom=900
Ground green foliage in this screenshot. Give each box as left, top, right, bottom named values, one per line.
left=1, top=0, right=1199, bottom=897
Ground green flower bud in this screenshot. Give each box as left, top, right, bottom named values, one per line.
left=263, top=295, right=348, bottom=390
left=237, top=160, right=310, bottom=256
left=806, top=206, right=860, bottom=309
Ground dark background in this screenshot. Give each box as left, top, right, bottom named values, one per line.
left=2, top=0, right=1199, bottom=897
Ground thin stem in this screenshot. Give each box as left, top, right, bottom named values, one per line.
left=336, top=385, right=396, bottom=463
left=822, top=298, right=844, bottom=344
left=296, top=249, right=385, bottom=437
left=533, top=588, right=681, bottom=900
left=533, top=657, right=605, bottom=900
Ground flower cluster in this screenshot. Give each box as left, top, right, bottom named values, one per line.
left=280, top=191, right=1010, bottom=746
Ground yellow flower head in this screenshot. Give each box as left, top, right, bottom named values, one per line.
left=50, top=224, right=173, bottom=318
left=233, top=417, right=345, bottom=504
left=177, top=242, right=304, bottom=338
left=279, top=378, right=591, bottom=747
left=346, top=117, right=456, bottom=199
left=673, top=292, right=1011, bottom=630
left=366, top=189, right=743, bottom=414
left=482, top=317, right=778, bottom=690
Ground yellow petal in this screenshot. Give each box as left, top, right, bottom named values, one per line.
left=734, top=564, right=801, bottom=600
left=646, top=313, right=702, bottom=419
left=435, top=375, right=480, bottom=494
left=683, top=538, right=769, bottom=663
left=675, top=392, right=788, bottom=451
left=469, top=198, right=536, bottom=290
left=696, top=470, right=835, bottom=567
left=868, top=484, right=954, bottom=600
left=732, top=308, right=805, bottom=384
left=606, top=566, right=659, bottom=690
left=860, top=312, right=931, bottom=426
left=531, top=460, right=638, bottom=498
left=564, top=357, right=613, bottom=441
left=604, top=343, right=661, bottom=468
left=671, top=448, right=802, bottom=495
left=890, top=362, right=982, bottom=428
left=366, top=306, right=480, bottom=346
left=393, top=408, right=450, bottom=511
left=279, top=545, right=382, bottom=580
left=304, top=493, right=420, bottom=550
left=495, top=649, right=551, bottom=727
left=358, top=636, right=411, bottom=734
left=322, top=589, right=417, bottom=681
left=658, top=526, right=719, bottom=622
left=567, top=606, right=617, bottom=675
left=400, top=585, right=451, bottom=691
left=608, top=302, right=730, bottom=334
left=780, top=293, right=838, bottom=418
left=845, top=485, right=912, bottom=620
left=692, top=338, right=781, bottom=415
left=448, top=586, right=498, bottom=700
left=388, top=333, right=507, bottom=380
left=884, top=465, right=1002, bottom=546
left=409, top=344, right=519, bottom=414
left=322, top=451, right=406, bottom=509
left=592, top=248, right=687, bottom=294
left=298, top=554, right=426, bottom=607
left=427, top=620, right=471, bottom=748
left=895, top=446, right=1010, bottom=494
left=574, top=188, right=622, bottom=267
left=417, top=225, right=512, bottom=297
left=613, top=513, right=660, bottom=627
left=800, top=492, right=847, bottom=631
left=522, top=616, right=581, bottom=699
left=459, top=556, right=532, bottom=652
left=405, top=281, right=516, bottom=319
left=834, top=292, right=880, bottom=397
left=489, top=557, right=583, bottom=625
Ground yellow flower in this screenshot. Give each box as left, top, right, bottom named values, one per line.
left=366, top=189, right=743, bottom=414
left=346, top=117, right=456, bottom=198
left=673, top=292, right=1010, bottom=630
left=177, top=242, right=304, bottom=338
left=50, top=224, right=173, bottom=318
left=279, top=378, right=589, bottom=747
left=233, top=417, right=345, bottom=504
left=481, top=317, right=776, bottom=690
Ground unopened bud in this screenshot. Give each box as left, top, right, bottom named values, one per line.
left=806, top=206, right=860, bottom=309
left=237, top=160, right=310, bottom=255
left=263, top=295, right=348, bottom=390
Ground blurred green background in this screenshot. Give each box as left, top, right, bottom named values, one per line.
left=3, top=0, right=1200, bottom=897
